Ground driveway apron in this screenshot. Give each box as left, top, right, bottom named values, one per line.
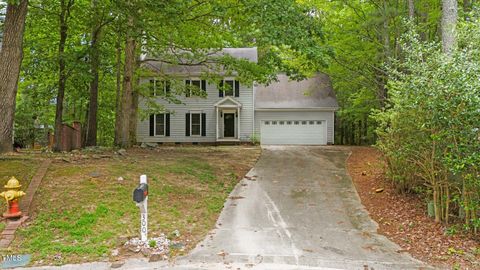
left=182, top=146, right=428, bottom=270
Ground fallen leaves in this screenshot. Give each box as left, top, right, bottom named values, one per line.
left=347, top=146, right=480, bottom=269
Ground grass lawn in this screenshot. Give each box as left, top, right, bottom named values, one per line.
left=6, top=146, right=260, bottom=266
left=0, top=157, right=43, bottom=188
left=0, top=157, right=43, bottom=232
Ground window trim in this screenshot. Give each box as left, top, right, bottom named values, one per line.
left=186, top=79, right=206, bottom=97
left=190, top=113, right=202, bottom=136
left=154, top=114, right=167, bottom=136
left=219, top=79, right=240, bottom=97
left=151, top=79, right=171, bottom=97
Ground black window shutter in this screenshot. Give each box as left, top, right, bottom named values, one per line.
left=165, top=81, right=171, bottom=95
left=149, top=114, right=154, bottom=136
left=185, top=80, right=191, bottom=97
left=185, top=113, right=190, bottom=136
left=219, top=81, right=224, bottom=97
left=201, top=80, right=206, bottom=91
left=201, top=113, right=206, bottom=137
left=235, top=80, right=240, bottom=97
left=150, top=80, right=155, bottom=96
left=165, top=114, right=170, bottom=136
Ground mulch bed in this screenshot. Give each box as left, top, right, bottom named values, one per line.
left=346, top=146, right=480, bottom=269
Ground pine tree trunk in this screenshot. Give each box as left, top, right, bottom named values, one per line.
left=85, top=1, right=102, bottom=147
left=441, top=0, right=458, bottom=54
left=53, top=0, right=74, bottom=152
left=0, top=0, right=28, bottom=153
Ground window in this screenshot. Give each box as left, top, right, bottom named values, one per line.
left=219, top=79, right=240, bottom=97
left=272, top=121, right=277, bottom=125
left=309, top=121, right=315, bottom=125
left=186, top=113, right=206, bottom=137
left=150, top=80, right=171, bottom=96
left=316, top=121, right=322, bottom=125
left=301, top=121, right=307, bottom=125
left=279, top=121, right=285, bottom=125
left=265, top=121, right=270, bottom=125
left=185, top=79, right=206, bottom=97
left=156, top=114, right=165, bottom=135
left=149, top=113, right=170, bottom=137
left=286, top=121, right=292, bottom=125
left=191, top=113, right=201, bottom=136
left=294, top=121, right=299, bottom=125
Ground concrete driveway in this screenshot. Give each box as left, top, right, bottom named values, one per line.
left=175, top=146, right=429, bottom=270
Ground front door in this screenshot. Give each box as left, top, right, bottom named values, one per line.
left=224, top=113, right=235, bottom=137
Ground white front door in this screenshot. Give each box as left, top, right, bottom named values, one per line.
left=260, top=120, right=327, bottom=145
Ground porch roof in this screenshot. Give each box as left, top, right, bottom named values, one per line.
left=214, top=96, right=242, bottom=108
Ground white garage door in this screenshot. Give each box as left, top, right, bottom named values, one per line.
left=260, top=120, right=327, bottom=145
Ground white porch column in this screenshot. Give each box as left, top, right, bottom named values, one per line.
left=238, top=108, right=241, bottom=140
left=216, top=107, right=219, bottom=140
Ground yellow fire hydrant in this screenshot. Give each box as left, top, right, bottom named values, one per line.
left=0, top=177, right=26, bottom=218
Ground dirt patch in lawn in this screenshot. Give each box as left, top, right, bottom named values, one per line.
left=347, top=146, right=480, bottom=269
left=6, top=145, right=261, bottom=266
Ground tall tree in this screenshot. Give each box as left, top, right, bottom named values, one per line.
left=0, top=0, right=28, bottom=153
left=85, top=0, right=111, bottom=146
left=408, top=0, right=415, bottom=20
left=113, top=23, right=123, bottom=146
left=53, top=0, right=75, bottom=151
left=117, top=13, right=136, bottom=148
left=441, top=0, right=458, bottom=54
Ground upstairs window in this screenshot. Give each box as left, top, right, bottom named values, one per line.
left=149, top=80, right=171, bottom=96
left=185, top=79, right=206, bottom=97
left=219, top=79, right=239, bottom=97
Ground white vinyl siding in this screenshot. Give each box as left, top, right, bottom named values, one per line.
left=137, top=78, right=254, bottom=143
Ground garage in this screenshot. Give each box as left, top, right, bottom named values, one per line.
left=254, top=73, right=339, bottom=145
left=260, top=119, right=327, bottom=145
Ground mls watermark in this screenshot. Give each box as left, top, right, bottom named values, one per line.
left=1, top=254, right=31, bottom=268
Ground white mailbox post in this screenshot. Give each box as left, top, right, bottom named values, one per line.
left=133, top=175, right=148, bottom=242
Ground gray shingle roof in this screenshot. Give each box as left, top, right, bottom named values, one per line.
left=255, top=73, right=339, bottom=109
left=143, top=48, right=257, bottom=75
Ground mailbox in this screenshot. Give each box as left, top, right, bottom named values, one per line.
left=133, top=183, right=148, bottom=203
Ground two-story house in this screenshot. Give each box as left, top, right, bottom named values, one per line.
left=136, top=48, right=338, bottom=145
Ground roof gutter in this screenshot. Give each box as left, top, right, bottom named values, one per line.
left=255, top=107, right=339, bottom=112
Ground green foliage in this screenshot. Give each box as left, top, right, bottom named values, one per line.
left=375, top=18, right=480, bottom=230
left=148, top=239, right=157, bottom=248
left=14, top=0, right=328, bottom=147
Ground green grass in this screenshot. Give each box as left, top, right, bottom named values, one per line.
left=7, top=146, right=260, bottom=265
left=0, top=159, right=42, bottom=187
left=0, top=158, right=43, bottom=234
